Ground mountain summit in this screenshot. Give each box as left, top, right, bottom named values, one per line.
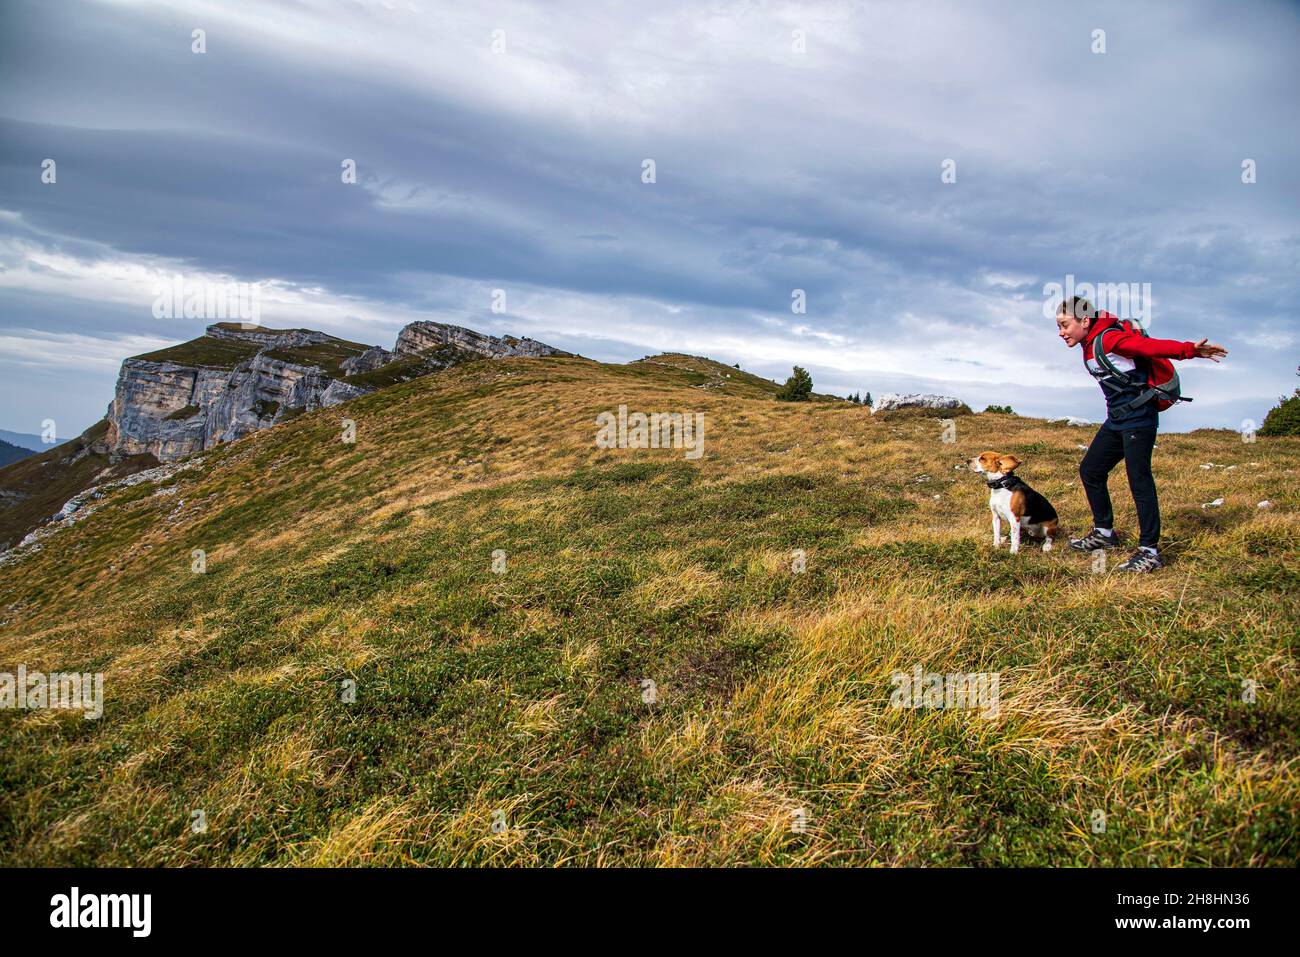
left=107, top=321, right=567, bottom=463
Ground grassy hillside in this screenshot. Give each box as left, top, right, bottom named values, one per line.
left=0, top=439, right=32, bottom=469
left=627, top=353, right=841, bottom=401
left=0, top=356, right=1296, bottom=866
left=0, top=421, right=157, bottom=551
left=132, top=335, right=265, bottom=370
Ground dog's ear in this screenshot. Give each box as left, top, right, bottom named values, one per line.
left=998, top=454, right=1021, bottom=472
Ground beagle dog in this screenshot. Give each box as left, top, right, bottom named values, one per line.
left=968, top=451, right=1060, bottom=553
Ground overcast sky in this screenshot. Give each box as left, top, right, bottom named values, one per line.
left=1, top=0, right=1297, bottom=437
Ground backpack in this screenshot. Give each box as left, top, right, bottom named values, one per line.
left=1090, top=318, right=1191, bottom=414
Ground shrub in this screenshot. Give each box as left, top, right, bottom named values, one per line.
left=984, top=404, right=1014, bottom=415
left=776, top=366, right=813, bottom=402
left=1259, top=392, right=1300, bottom=436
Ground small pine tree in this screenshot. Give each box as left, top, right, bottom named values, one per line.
left=777, top=366, right=813, bottom=402
left=863, top=391, right=872, bottom=407
left=848, top=391, right=859, bottom=403
left=984, top=404, right=1015, bottom=415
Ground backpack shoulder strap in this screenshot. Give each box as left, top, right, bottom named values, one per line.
left=1090, top=324, right=1128, bottom=380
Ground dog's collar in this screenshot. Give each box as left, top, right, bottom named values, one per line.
left=985, top=475, right=1018, bottom=490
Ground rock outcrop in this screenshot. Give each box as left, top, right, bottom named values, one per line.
left=205, top=322, right=335, bottom=348
left=339, top=346, right=397, bottom=375
left=107, top=333, right=364, bottom=461
left=395, top=321, right=567, bottom=360
left=107, top=321, right=565, bottom=462
left=0, top=419, right=156, bottom=553
left=871, top=393, right=967, bottom=414
left=9, top=458, right=203, bottom=559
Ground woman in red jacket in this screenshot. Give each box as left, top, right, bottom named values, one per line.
left=1055, top=296, right=1228, bottom=572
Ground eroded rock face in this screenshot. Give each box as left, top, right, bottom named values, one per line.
left=107, top=353, right=350, bottom=461
left=395, top=321, right=566, bottom=359
left=871, top=393, right=965, bottom=414
left=107, top=321, right=566, bottom=462
left=106, top=322, right=382, bottom=462
left=339, top=346, right=396, bottom=375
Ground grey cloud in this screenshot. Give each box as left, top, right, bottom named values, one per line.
left=0, top=0, right=1297, bottom=434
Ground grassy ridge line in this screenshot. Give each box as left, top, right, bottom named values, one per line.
left=0, top=355, right=1296, bottom=866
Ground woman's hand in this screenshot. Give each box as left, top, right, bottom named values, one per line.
left=1193, top=339, right=1228, bottom=361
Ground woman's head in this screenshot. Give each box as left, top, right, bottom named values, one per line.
left=1056, top=296, right=1094, bottom=347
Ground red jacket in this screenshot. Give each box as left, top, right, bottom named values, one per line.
left=1083, top=311, right=1197, bottom=362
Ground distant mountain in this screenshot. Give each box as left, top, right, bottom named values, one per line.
left=0, top=438, right=34, bottom=468
left=0, top=429, right=56, bottom=452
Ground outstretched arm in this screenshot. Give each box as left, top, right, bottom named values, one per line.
left=1108, top=329, right=1227, bottom=362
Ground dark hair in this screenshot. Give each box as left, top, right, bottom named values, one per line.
left=1056, top=296, right=1094, bottom=321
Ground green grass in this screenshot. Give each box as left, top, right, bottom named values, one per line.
left=0, top=356, right=1296, bottom=866
left=134, top=332, right=371, bottom=375
left=133, top=336, right=264, bottom=369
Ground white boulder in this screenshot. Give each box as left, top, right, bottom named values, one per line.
left=870, top=393, right=964, bottom=414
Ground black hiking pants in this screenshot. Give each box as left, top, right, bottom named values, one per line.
left=1079, top=424, right=1160, bottom=548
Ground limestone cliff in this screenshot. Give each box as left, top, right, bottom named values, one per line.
left=106, top=324, right=372, bottom=461
left=395, top=321, right=567, bottom=360
left=107, top=321, right=564, bottom=462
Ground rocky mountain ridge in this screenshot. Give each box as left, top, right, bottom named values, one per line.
left=106, top=320, right=567, bottom=463
left=394, top=320, right=561, bottom=359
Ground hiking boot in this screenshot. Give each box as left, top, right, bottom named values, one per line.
left=1069, top=528, right=1122, bottom=552
left=1117, top=548, right=1163, bottom=573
